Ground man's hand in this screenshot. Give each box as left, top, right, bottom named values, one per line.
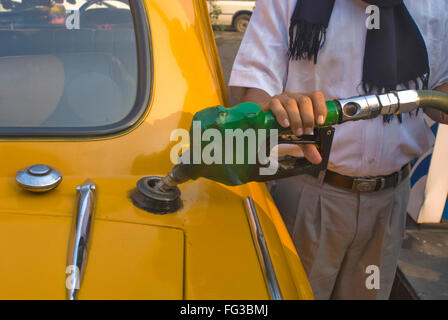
left=262, top=91, right=327, bottom=135
left=241, top=88, right=327, bottom=164
left=425, top=83, right=448, bottom=124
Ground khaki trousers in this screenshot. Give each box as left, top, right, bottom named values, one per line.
left=270, top=174, right=410, bottom=300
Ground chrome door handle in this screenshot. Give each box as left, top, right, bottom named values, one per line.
left=66, top=179, right=97, bottom=300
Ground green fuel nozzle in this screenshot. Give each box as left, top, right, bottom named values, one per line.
left=162, top=89, right=448, bottom=186
left=131, top=90, right=448, bottom=214
left=172, top=89, right=448, bottom=141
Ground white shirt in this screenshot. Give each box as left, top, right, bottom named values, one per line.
left=229, top=0, right=448, bottom=177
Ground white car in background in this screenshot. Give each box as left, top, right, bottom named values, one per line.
left=207, top=0, right=256, bottom=32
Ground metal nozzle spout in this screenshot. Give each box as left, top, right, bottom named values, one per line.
left=154, top=164, right=193, bottom=191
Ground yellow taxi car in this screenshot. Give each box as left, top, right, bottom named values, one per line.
left=0, top=0, right=313, bottom=300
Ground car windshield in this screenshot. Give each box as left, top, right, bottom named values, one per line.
left=0, top=0, right=139, bottom=131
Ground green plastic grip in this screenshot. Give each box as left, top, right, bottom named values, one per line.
left=180, top=101, right=340, bottom=186
left=192, top=100, right=341, bottom=133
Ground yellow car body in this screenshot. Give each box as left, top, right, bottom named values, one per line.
left=0, top=0, right=313, bottom=300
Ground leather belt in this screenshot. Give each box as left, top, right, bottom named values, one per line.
left=316, top=163, right=411, bottom=192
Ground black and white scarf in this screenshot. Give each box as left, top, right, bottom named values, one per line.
left=289, top=0, right=430, bottom=122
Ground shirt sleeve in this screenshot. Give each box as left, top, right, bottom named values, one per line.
left=228, top=0, right=291, bottom=101
left=429, top=4, right=448, bottom=89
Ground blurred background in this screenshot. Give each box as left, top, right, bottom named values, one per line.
left=207, top=0, right=256, bottom=106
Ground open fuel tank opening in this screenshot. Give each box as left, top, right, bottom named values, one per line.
left=129, top=176, right=183, bottom=214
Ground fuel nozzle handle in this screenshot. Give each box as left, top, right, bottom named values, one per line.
left=187, top=90, right=448, bottom=139
left=156, top=89, right=448, bottom=189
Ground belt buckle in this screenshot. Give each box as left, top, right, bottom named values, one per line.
left=352, top=178, right=379, bottom=192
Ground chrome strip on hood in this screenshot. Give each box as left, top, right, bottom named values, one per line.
left=244, top=197, right=283, bottom=300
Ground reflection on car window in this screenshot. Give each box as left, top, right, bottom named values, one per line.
left=0, top=0, right=139, bottom=129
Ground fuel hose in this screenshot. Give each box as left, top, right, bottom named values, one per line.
left=417, top=90, right=448, bottom=114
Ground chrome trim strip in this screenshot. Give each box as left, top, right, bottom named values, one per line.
left=244, top=197, right=283, bottom=300
left=66, top=179, right=97, bottom=300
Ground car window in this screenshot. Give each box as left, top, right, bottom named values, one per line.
left=0, top=0, right=147, bottom=134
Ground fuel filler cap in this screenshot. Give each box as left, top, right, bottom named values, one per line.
left=16, top=164, right=62, bottom=192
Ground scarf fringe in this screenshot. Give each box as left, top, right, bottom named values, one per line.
left=362, top=73, right=429, bottom=123
left=288, top=19, right=326, bottom=63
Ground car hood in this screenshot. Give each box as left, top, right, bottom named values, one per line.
left=0, top=211, right=184, bottom=299
left=0, top=176, right=271, bottom=299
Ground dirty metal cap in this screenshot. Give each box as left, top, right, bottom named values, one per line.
left=16, top=164, right=62, bottom=192
left=129, top=176, right=183, bottom=214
